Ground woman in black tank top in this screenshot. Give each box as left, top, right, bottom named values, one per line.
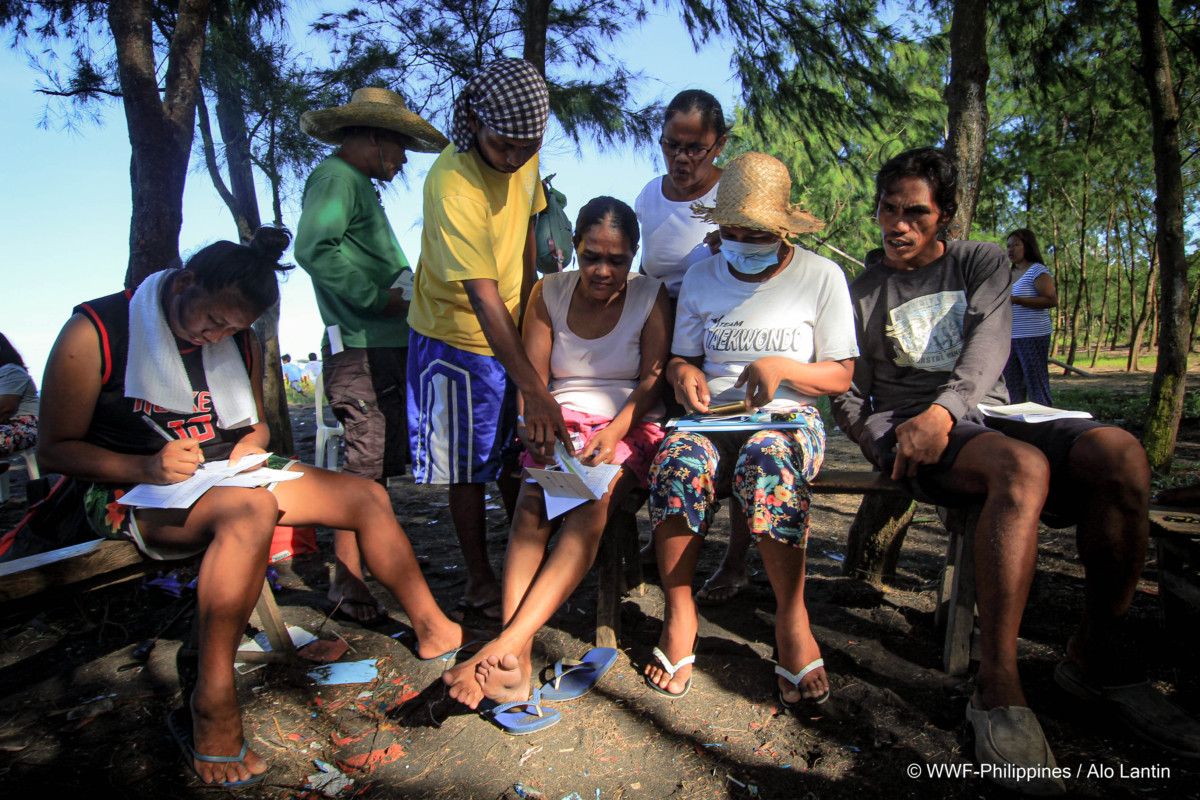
left=38, top=228, right=478, bottom=788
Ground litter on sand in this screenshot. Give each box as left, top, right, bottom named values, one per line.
left=513, top=783, right=548, bottom=800
left=235, top=626, right=318, bottom=673
left=307, top=759, right=354, bottom=797
left=519, top=745, right=543, bottom=766
left=309, top=659, right=380, bottom=686
left=300, top=638, right=352, bottom=664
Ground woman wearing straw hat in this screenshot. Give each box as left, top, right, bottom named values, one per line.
left=643, top=153, right=859, bottom=708
left=295, top=87, right=449, bottom=625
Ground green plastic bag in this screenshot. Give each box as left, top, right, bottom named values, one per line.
left=534, top=174, right=573, bottom=274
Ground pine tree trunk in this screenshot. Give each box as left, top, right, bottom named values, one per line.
left=1139, top=0, right=1189, bottom=472
left=522, top=0, right=551, bottom=75
left=944, top=0, right=990, bottom=241
left=110, top=0, right=213, bottom=288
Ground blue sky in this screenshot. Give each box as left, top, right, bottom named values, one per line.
left=0, top=11, right=737, bottom=385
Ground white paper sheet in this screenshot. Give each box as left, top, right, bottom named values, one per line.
left=978, top=403, right=1094, bottom=423
left=327, top=324, right=344, bottom=355
left=118, top=452, right=277, bottom=508
left=523, top=443, right=622, bottom=520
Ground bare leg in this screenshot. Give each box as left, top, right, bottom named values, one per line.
left=273, top=468, right=475, bottom=659
left=447, top=471, right=637, bottom=708
left=449, top=482, right=501, bottom=613
left=695, top=506, right=751, bottom=603
left=1062, top=428, right=1150, bottom=683
left=923, top=433, right=1048, bottom=710
left=644, top=515, right=703, bottom=695
left=328, top=527, right=386, bottom=623
left=757, top=534, right=828, bottom=702
left=138, top=488, right=279, bottom=785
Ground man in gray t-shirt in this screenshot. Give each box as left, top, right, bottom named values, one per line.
left=833, top=148, right=1199, bottom=795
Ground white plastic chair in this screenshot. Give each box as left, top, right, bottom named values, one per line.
left=313, top=373, right=344, bottom=471
left=0, top=447, right=41, bottom=503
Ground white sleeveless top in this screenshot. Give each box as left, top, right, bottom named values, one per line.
left=541, top=270, right=665, bottom=421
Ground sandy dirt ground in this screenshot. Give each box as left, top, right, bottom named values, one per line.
left=1, top=369, right=1198, bottom=799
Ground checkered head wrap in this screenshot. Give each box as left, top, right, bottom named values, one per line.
left=451, top=58, right=550, bottom=153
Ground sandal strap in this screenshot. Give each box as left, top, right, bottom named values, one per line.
left=652, top=646, right=696, bottom=677
left=492, top=686, right=548, bottom=718
left=192, top=739, right=250, bottom=764
left=550, top=657, right=587, bottom=689
left=775, top=658, right=824, bottom=686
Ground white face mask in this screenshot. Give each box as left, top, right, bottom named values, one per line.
left=722, top=238, right=781, bottom=274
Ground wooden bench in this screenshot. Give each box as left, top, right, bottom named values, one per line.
left=592, top=469, right=981, bottom=675
left=0, top=538, right=297, bottom=665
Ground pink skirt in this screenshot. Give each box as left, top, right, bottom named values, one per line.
left=519, top=407, right=665, bottom=486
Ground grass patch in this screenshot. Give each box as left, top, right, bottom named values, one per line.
left=285, top=381, right=314, bottom=405
left=1054, top=386, right=1200, bottom=430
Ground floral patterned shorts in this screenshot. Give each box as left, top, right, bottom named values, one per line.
left=648, top=406, right=825, bottom=549
left=0, top=414, right=37, bottom=457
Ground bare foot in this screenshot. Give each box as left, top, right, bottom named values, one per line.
left=644, top=619, right=697, bottom=696
left=694, top=568, right=749, bottom=605
left=458, top=581, right=503, bottom=621
left=414, top=620, right=484, bottom=663
left=777, top=624, right=828, bottom=704
left=476, top=653, right=531, bottom=705
left=442, top=638, right=507, bottom=709
left=189, top=693, right=267, bottom=785
left=327, top=571, right=386, bottom=625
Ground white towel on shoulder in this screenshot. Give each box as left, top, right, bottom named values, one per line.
left=125, top=270, right=259, bottom=430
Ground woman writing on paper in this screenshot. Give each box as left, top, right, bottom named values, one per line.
left=643, top=153, right=858, bottom=707
left=38, top=228, right=478, bottom=788
left=442, top=198, right=670, bottom=725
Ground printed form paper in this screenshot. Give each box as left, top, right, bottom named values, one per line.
left=119, top=453, right=301, bottom=509
left=523, top=442, right=622, bottom=519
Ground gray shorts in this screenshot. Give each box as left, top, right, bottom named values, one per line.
left=322, top=345, right=409, bottom=480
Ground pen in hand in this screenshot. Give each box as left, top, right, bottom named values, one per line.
left=142, top=414, right=204, bottom=467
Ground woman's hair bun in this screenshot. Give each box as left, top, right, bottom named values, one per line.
left=249, top=226, right=293, bottom=265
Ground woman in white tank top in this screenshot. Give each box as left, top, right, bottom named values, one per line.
left=442, top=198, right=671, bottom=721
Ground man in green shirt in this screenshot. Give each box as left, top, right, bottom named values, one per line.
left=296, top=88, right=449, bottom=624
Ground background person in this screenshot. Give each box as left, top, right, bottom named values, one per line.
left=0, top=333, right=39, bottom=457
left=303, top=351, right=322, bottom=384
left=37, top=228, right=477, bottom=788
left=443, top=197, right=670, bottom=710
left=407, top=58, right=569, bottom=620
left=634, top=89, right=726, bottom=301
left=296, top=87, right=449, bottom=625
left=643, top=153, right=858, bottom=708
left=280, top=353, right=306, bottom=395
left=1004, top=228, right=1057, bottom=406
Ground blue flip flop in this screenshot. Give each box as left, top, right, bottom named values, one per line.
left=539, top=647, right=619, bottom=702
left=479, top=686, right=561, bottom=735
left=166, top=708, right=267, bottom=788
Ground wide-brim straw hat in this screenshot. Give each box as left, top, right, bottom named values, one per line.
left=300, top=87, right=450, bottom=152
left=691, top=152, right=824, bottom=237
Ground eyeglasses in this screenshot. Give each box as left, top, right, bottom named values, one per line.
left=659, top=136, right=719, bottom=160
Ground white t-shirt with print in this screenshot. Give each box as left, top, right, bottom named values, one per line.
left=634, top=177, right=719, bottom=299
left=673, top=248, right=859, bottom=410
